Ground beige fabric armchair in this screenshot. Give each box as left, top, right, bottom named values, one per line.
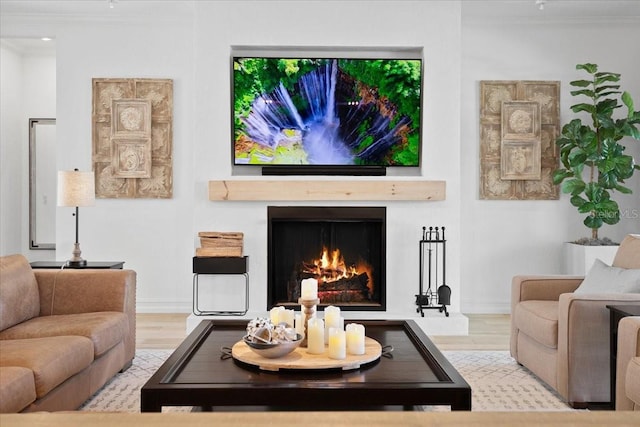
left=616, top=316, right=640, bottom=410
left=510, top=234, right=640, bottom=408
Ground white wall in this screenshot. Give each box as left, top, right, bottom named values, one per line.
left=0, top=42, right=24, bottom=256
left=0, top=41, right=56, bottom=259
left=0, top=1, right=464, bottom=318
left=190, top=1, right=463, bottom=320
left=1, top=1, right=638, bottom=317
left=54, top=16, right=198, bottom=312
left=460, top=13, right=640, bottom=313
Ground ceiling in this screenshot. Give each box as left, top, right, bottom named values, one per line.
left=462, top=0, right=640, bottom=20
left=1, top=0, right=638, bottom=52
left=1, top=38, right=55, bottom=55
left=0, top=1, right=639, bottom=19
left=0, top=0, right=195, bottom=17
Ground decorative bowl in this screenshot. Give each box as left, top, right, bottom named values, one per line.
left=242, top=334, right=303, bottom=359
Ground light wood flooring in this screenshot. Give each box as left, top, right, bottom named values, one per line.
left=136, top=313, right=511, bottom=352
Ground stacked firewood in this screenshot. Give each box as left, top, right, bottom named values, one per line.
left=196, top=232, right=243, bottom=257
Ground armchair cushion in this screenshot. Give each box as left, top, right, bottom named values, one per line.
left=574, top=258, right=640, bottom=294
left=616, top=316, right=640, bottom=410
left=513, top=300, right=558, bottom=349
left=627, top=357, right=640, bottom=409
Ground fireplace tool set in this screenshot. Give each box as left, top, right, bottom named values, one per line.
left=416, top=226, right=451, bottom=317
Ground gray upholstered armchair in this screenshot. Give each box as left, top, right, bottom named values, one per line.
left=510, top=234, right=640, bottom=408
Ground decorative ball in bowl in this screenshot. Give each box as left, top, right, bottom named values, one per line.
left=242, top=333, right=303, bottom=359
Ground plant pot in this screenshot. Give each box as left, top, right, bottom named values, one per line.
left=562, top=242, right=619, bottom=275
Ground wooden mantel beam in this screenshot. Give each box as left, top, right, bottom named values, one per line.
left=208, top=180, right=446, bottom=201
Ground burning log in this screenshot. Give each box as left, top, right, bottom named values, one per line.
left=319, top=272, right=369, bottom=293
left=319, top=291, right=370, bottom=303
left=317, top=272, right=371, bottom=303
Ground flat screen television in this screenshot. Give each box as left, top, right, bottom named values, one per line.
left=232, top=51, right=423, bottom=174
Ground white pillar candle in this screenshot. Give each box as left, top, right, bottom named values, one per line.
left=280, top=309, right=295, bottom=328
left=324, top=306, right=341, bottom=344
left=301, top=278, right=318, bottom=300
left=346, top=323, right=366, bottom=355
left=270, top=306, right=284, bottom=325
left=328, top=328, right=346, bottom=360
left=294, top=313, right=304, bottom=337
left=307, top=318, right=325, bottom=355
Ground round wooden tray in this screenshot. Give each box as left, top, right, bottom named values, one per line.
left=231, top=337, right=382, bottom=371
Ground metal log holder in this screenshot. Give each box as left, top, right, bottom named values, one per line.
left=416, top=226, right=451, bottom=317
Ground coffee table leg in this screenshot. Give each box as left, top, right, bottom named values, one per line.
left=140, top=393, right=162, bottom=412
left=450, top=393, right=472, bottom=411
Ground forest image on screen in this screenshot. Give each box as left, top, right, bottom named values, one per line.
left=233, top=57, right=422, bottom=166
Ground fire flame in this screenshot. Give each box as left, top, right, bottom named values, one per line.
left=303, top=247, right=374, bottom=295
left=314, top=247, right=350, bottom=282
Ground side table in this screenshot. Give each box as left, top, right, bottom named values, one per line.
left=30, top=261, right=125, bottom=269
left=606, top=304, right=640, bottom=409
left=192, top=256, right=249, bottom=316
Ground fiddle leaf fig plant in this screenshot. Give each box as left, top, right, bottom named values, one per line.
left=553, top=63, right=640, bottom=241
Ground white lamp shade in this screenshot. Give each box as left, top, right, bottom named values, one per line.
left=57, top=170, right=96, bottom=207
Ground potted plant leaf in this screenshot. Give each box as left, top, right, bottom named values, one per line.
left=553, top=63, right=640, bottom=272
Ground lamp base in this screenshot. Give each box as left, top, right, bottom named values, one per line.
left=67, top=242, right=87, bottom=268
left=66, top=259, right=87, bottom=268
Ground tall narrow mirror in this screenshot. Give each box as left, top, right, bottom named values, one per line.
left=29, top=118, right=56, bottom=249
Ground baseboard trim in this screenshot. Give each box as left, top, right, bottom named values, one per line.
left=136, top=300, right=191, bottom=313
left=461, top=301, right=511, bottom=314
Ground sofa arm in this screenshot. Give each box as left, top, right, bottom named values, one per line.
left=556, top=293, right=640, bottom=403
left=511, top=275, right=583, bottom=320
left=511, top=275, right=583, bottom=304
left=616, top=316, right=640, bottom=410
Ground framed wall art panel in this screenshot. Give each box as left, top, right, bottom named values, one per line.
left=92, top=78, right=173, bottom=199
left=479, top=80, right=559, bottom=200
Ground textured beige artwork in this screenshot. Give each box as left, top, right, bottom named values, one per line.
left=112, top=138, right=152, bottom=178
left=111, top=99, right=151, bottom=138
left=92, top=78, right=173, bottom=198
left=501, top=101, right=540, bottom=140
left=480, top=80, right=559, bottom=200
left=501, top=140, right=541, bottom=180
left=500, top=101, right=541, bottom=180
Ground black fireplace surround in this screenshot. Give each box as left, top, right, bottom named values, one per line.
left=267, top=206, right=386, bottom=311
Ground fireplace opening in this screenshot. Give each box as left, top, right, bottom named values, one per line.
left=268, top=206, right=386, bottom=311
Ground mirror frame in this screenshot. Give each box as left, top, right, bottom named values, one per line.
left=29, top=118, right=56, bottom=250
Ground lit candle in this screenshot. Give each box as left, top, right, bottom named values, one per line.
left=280, top=309, right=295, bottom=328
left=328, top=328, right=346, bottom=360
left=346, top=323, right=365, bottom=355
left=324, top=305, right=341, bottom=344
left=307, top=318, right=324, bottom=355
left=270, top=306, right=284, bottom=325
left=301, top=278, right=318, bottom=300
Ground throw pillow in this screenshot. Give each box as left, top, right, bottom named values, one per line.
left=574, top=258, right=640, bottom=294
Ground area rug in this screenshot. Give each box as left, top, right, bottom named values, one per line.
left=435, top=351, right=572, bottom=411
left=79, top=349, right=573, bottom=412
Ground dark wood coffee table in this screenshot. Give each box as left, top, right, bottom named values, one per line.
left=140, top=319, right=471, bottom=412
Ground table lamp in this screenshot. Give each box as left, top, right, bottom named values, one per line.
left=57, top=169, right=95, bottom=267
